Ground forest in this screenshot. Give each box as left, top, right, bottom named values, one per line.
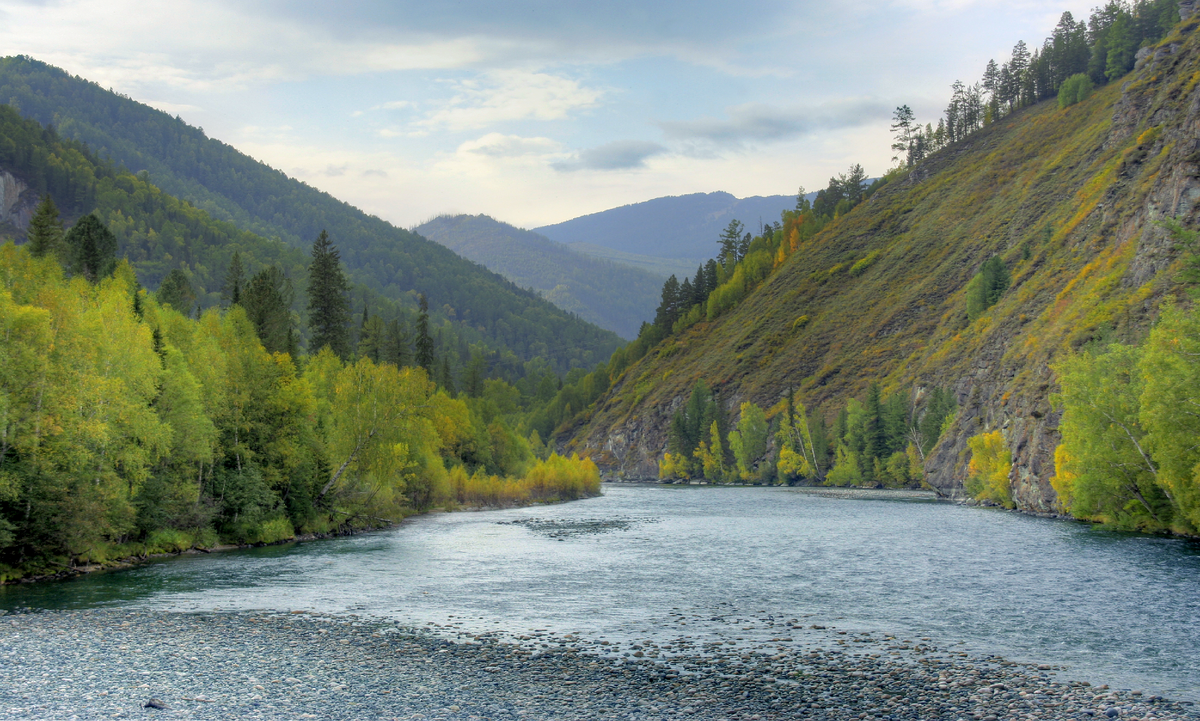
left=0, top=56, right=623, bottom=375
left=536, top=0, right=1200, bottom=541
left=0, top=210, right=601, bottom=581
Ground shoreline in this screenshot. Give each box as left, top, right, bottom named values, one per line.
left=1, top=608, right=1195, bottom=720
left=0, top=492, right=602, bottom=588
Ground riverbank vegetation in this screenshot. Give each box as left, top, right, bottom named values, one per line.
left=0, top=236, right=600, bottom=583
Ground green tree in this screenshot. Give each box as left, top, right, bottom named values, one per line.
left=728, top=402, right=768, bottom=482
left=718, top=220, right=744, bottom=262
left=414, top=293, right=436, bottom=373
left=64, top=214, right=118, bottom=283
left=1052, top=344, right=1170, bottom=529
left=157, top=268, right=197, bottom=317
left=26, top=195, right=64, bottom=260
left=242, top=265, right=295, bottom=355
left=965, top=256, right=1010, bottom=320
left=307, top=230, right=350, bottom=359
left=222, top=251, right=244, bottom=307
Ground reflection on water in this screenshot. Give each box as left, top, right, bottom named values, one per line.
left=3, top=484, right=1198, bottom=700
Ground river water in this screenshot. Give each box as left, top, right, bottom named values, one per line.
left=2, top=485, right=1198, bottom=700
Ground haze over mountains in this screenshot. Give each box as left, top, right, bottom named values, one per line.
left=415, top=214, right=662, bottom=340
left=534, top=191, right=804, bottom=276
left=0, top=56, right=621, bottom=372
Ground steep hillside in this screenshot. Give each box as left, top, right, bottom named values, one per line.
left=0, top=57, right=621, bottom=372
left=567, top=16, right=1200, bottom=512
left=416, top=214, right=663, bottom=339
left=535, top=191, right=801, bottom=260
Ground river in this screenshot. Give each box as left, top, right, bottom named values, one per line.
left=2, top=484, right=1197, bottom=701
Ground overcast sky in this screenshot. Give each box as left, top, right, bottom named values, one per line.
left=0, top=0, right=1093, bottom=228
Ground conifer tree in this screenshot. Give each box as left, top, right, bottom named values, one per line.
left=718, top=220, right=744, bottom=262
left=242, top=265, right=294, bottom=354
left=222, top=251, right=244, bottom=307
left=64, top=214, right=118, bottom=283
left=27, top=194, right=64, bottom=260
left=307, top=230, right=350, bottom=358
left=157, top=268, right=197, bottom=316
left=414, top=293, right=436, bottom=373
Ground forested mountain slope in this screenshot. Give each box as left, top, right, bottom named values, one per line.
left=416, top=214, right=663, bottom=339
left=0, top=56, right=621, bottom=372
left=567, top=15, right=1200, bottom=512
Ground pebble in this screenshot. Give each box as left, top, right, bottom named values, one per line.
left=0, top=608, right=1196, bottom=720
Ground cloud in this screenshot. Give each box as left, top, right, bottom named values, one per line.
left=377, top=100, right=413, bottom=110
left=552, top=140, right=667, bottom=172
left=416, top=70, right=603, bottom=131
left=458, top=133, right=563, bottom=158
left=659, top=99, right=891, bottom=148
left=361, top=169, right=389, bottom=177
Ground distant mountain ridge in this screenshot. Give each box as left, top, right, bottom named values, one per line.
left=416, top=214, right=663, bottom=339
left=535, top=191, right=804, bottom=261
left=0, top=55, right=621, bottom=372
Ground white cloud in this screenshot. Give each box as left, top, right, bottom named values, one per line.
left=552, top=140, right=667, bottom=172
left=660, top=99, right=891, bottom=149
left=458, top=133, right=564, bottom=158
left=415, top=70, right=603, bottom=131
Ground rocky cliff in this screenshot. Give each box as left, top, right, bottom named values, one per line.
left=566, top=15, right=1200, bottom=513
left=0, top=169, right=34, bottom=237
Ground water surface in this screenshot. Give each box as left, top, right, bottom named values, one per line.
left=3, top=485, right=1197, bottom=700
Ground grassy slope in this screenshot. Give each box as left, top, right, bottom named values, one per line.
left=568, top=20, right=1200, bottom=511
left=415, top=214, right=663, bottom=340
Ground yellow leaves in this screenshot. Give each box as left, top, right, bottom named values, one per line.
left=659, top=451, right=691, bottom=480
left=966, top=431, right=1013, bottom=507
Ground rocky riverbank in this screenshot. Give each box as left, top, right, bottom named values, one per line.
left=0, top=608, right=1194, bottom=720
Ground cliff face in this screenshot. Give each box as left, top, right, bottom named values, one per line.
left=567, top=16, right=1200, bottom=512
left=0, top=169, right=35, bottom=236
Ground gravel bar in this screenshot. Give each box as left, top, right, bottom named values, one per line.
left=1, top=609, right=1195, bottom=720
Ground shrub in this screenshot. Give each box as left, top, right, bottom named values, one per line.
left=1058, top=73, right=1094, bottom=109
left=966, top=431, right=1012, bottom=507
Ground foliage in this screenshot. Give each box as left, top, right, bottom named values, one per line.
left=965, top=256, right=1011, bottom=321
left=0, top=57, right=622, bottom=374
left=728, top=402, right=769, bottom=482
left=0, top=242, right=601, bottom=575
left=1058, top=73, right=1095, bottom=108
left=966, top=431, right=1013, bottom=507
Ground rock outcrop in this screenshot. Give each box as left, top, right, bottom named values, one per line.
left=0, top=170, right=35, bottom=235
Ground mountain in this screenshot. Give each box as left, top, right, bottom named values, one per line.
left=415, top=214, right=663, bottom=340
left=0, top=56, right=621, bottom=373
left=535, top=191, right=802, bottom=261
left=563, top=15, right=1200, bottom=513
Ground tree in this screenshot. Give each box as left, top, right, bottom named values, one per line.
left=242, top=265, right=295, bottom=355
left=718, top=220, right=745, bottom=262
left=157, top=268, right=197, bottom=317
left=64, top=214, right=118, bottom=283
left=307, top=230, right=350, bottom=359
left=26, top=195, right=64, bottom=260
left=891, top=105, right=916, bottom=166
left=728, top=402, right=769, bottom=482
left=222, top=251, right=244, bottom=307
left=965, top=256, right=1010, bottom=320
left=654, top=275, right=682, bottom=330
left=414, top=293, right=436, bottom=373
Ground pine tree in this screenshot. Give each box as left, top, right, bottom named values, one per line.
left=64, top=214, right=118, bottom=283
left=414, top=293, right=436, bottom=373
left=27, top=194, right=64, bottom=260
left=718, top=220, right=744, bottom=262
left=242, top=265, right=294, bottom=354
left=307, top=230, right=350, bottom=358
left=157, top=268, right=197, bottom=316
left=222, top=251, right=244, bottom=307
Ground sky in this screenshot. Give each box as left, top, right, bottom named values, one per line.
left=0, top=0, right=1095, bottom=229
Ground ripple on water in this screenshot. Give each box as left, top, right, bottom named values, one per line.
left=2, top=484, right=1198, bottom=702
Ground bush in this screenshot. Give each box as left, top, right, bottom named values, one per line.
left=1058, top=73, right=1094, bottom=109
left=966, top=431, right=1012, bottom=507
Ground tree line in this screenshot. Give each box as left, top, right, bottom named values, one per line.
left=0, top=225, right=601, bottom=581
left=891, top=0, right=1180, bottom=167
left=658, top=380, right=956, bottom=488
